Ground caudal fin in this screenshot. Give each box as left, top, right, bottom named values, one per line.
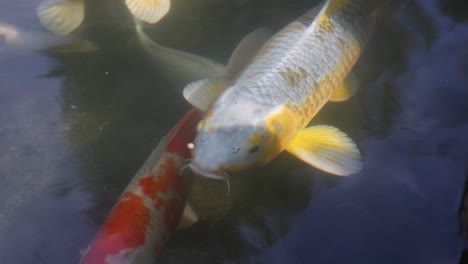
left=125, top=0, right=171, bottom=24
left=37, top=0, right=85, bottom=35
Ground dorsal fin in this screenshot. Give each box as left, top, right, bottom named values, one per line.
left=307, top=0, right=342, bottom=31
left=297, top=0, right=326, bottom=25
left=225, top=27, right=273, bottom=80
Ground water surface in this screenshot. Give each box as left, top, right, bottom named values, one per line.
left=1, top=0, right=468, bottom=263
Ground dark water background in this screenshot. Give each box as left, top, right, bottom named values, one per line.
left=1, top=0, right=468, bottom=263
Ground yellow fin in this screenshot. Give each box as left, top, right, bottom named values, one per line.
left=176, top=201, right=199, bottom=230
left=330, top=72, right=358, bottom=102
left=37, top=0, right=84, bottom=36
left=183, top=78, right=228, bottom=111
left=125, top=0, right=170, bottom=24
left=286, top=125, right=362, bottom=176
left=225, top=27, right=273, bottom=80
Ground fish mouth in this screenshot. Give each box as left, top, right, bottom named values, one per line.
left=188, top=163, right=227, bottom=181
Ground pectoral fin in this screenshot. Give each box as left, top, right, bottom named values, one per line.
left=329, top=72, right=358, bottom=102
left=125, top=0, right=170, bottom=24
left=286, top=125, right=362, bottom=176
left=176, top=201, right=199, bottom=230
left=182, top=27, right=272, bottom=111
left=183, top=78, right=228, bottom=111
left=225, top=27, right=273, bottom=80
left=37, top=0, right=85, bottom=36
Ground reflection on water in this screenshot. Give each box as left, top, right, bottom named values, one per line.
left=0, top=0, right=467, bottom=263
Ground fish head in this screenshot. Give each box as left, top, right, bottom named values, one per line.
left=189, top=123, right=267, bottom=180
left=188, top=105, right=297, bottom=180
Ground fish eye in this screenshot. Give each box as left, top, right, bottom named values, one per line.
left=248, top=145, right=259, bottom=154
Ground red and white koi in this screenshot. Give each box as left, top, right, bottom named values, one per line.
left=80, top=108, right=202, bottom=264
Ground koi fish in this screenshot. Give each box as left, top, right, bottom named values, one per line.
left=37, top=0, right=170, bottom=36
left=78, top=20, right=266, bottom=263
left=80, top=108, right=202, bottom=264
left=0, top=22, right=98, bottom=53
left=77, top=24, right=272, bottom=260
left=133, top=20, right=227, bottom=86
left=183, top=0, right=393, bottom=181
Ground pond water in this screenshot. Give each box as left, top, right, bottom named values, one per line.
left=1, top=0, right=468, bottom=263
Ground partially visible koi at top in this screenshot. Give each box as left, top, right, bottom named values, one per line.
left=37, top=0, right=170, bottom=36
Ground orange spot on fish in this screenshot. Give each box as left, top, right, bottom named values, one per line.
left=139, top=158, right=184, bottom=202
left=80, top=192, right=150, bottom=263
left=138, top=157, right=186, bottom=232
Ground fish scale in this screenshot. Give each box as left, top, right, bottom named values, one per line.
left=223, top=0, right=391, bottom=128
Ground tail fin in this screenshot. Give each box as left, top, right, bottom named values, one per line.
left=37, top=0, right=85, bottom=35
left=125, top=0, right=170, bottom=24
left=134, top=18, right=163, bottom=51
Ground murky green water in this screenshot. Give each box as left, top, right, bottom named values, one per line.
left=1, top=0, right=468, bottom=263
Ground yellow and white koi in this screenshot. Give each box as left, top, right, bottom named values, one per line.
left=37, top=0, right=170, bottom=36
left=183, top=0, right=393, bottom=180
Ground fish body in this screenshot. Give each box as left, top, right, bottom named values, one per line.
left=185, top=0, right=393, bottom=179
left=80, top=109, right=202, bottom=264
left=0, top=22, right=98, bottom=53
left=229, top=0, right=381, bottom=126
